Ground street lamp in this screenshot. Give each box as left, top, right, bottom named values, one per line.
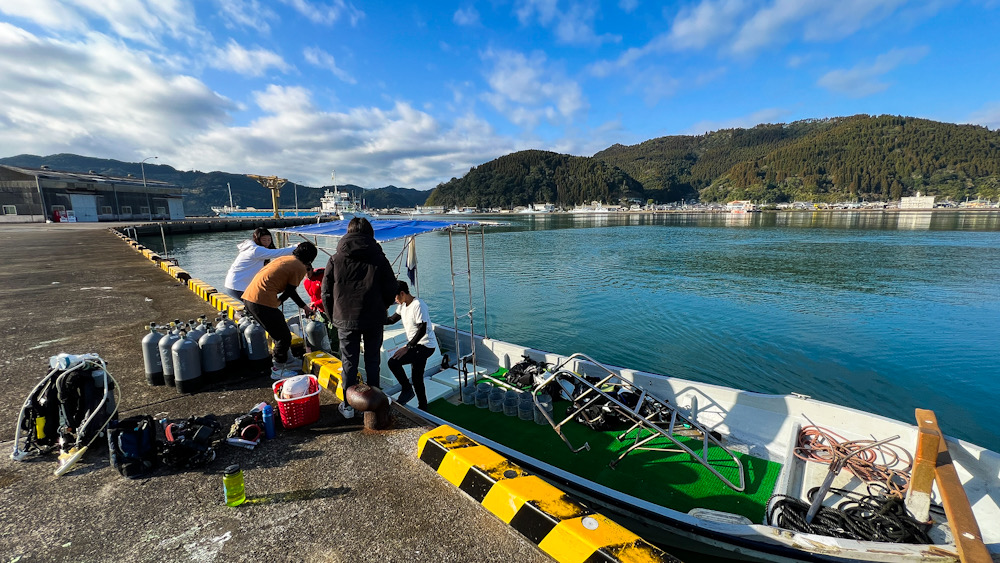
left=141, top=156, right=157, bottom=221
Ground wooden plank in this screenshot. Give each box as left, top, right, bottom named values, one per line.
left=919, top=409, right=992, bottom=563
left=908, top=409, right=942, bottom=521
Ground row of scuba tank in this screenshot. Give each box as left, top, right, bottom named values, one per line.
left=140, top=315, right=273, bottom=394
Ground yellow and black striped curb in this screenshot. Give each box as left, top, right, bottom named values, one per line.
left=417, top=425, right=681, bottom=563
left=111, top=228, right=242, bottom=320
left=304, top=351, right=345, bottom=401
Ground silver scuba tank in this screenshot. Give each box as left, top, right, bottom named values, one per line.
left=237, top=314, right=253, bottom=359
left=142, top=323, right=164, bottom=385
left=158, top=321, right=182, bottom=387
left=172, top=330, right=203, bottom=394
left=215, top=316, right=241, bottom=366
left=186, top=318, right=207, bottom=342
left=244, top=320, right=269, bottom=361
left=304, top=316, right=331, bottom=352
left=198, top=327, right=226, bottom=383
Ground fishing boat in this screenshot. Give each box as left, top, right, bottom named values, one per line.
left=319, top=188, right=373, bottom=221
left=275, top=219, right=999, bottom=563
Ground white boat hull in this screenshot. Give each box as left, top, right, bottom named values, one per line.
left=423, top=324, right=1000, bottom=563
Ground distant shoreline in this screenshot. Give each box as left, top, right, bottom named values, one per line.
left=482, top=207, right=1000, bottom=215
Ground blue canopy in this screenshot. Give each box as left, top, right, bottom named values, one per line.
left=274, top=219, right=477, bottom=244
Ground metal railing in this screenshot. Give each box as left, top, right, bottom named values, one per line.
left=533, top=352, right=746, bottom=492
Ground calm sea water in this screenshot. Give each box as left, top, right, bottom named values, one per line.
left=144, top=211, right=1000, bottom=452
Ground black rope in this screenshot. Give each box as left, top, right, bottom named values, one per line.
left=766, top=487, right=933, bottom=544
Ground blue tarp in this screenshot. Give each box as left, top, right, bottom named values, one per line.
left=275, top=219, right=477, bottom=243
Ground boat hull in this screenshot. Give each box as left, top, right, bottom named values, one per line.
left=422, top=324, right=999, bottom=563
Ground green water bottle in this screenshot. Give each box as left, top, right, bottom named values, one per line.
left=223, top=464, right=245, bottom=507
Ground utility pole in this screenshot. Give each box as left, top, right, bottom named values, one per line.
left=247, top=174, right=288, bottom=218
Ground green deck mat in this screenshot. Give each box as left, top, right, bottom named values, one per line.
left=425, top=399, right=782, bottom=523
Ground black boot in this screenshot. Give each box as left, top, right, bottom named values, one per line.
left=397, top=384, right=415, bottom=406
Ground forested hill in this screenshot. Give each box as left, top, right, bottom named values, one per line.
left=425, top=150, right=641, bottom=209
left=0, top=154, right=428, bottom=215
left=427, top=115, right=1000, bottom=207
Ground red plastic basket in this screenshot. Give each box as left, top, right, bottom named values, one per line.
left=272, top=375, right=321, bottom=429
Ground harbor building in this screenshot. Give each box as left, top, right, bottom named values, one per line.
left=899, top=191, right=936, bottom=209
left=0, top=164, right=185, bottom=223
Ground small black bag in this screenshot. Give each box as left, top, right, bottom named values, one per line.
left=108, top=415, right=160, bottom=479
left=160, top=415, right=220, bottom=469
left=506, top=356, right=548, bottom=388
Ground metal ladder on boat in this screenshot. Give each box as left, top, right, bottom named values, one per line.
left=533, top=353, right=746, bottom=492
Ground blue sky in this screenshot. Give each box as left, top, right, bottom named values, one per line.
left=1, top=1, right=998, bottom=192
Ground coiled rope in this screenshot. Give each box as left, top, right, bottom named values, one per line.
left=765, top=425, right=933, bottom=543
left=766, top=487, right=932, bottom=544
left=793, top=425, right=913, bottom=496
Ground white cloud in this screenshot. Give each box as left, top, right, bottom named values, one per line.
left=619, top=0, right=639, bottom=13
left=212, top=39, right=291, bottom=77
left=279, top=0, right=364, bottom=26
left=965, top=102, right=1000, bottom=130
left=303, top=46, right=355, bottom=83
left=0, top=23, right=234, bottom=160
left=481, top=49, right=587, bottom=129
left=683, top=108, right=791, bottom=135
left=817, top=46, right=928, bottom=98
left=0, top=0, right=86, bottom=31
left=453, top=6, right=480, bottom=26
left=621, top=0, right=948, bottom=58
left=217, top=0, right=277, bottom=33
left=730, top=0, right=815, bottom=54
left=180, top=87, right=520, bottom=188
left=0, top=19, right=525, bottom=190
left=514, top=0, right=620, bottom=46
left=1, top=0, right=205, bottom=47
left=668, top=0, right=747, bottom=51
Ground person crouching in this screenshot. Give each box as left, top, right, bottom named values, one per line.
left=242, top=241, right=318, bottom=379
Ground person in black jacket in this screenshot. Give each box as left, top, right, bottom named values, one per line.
left=320, top=218, right=397, bottom=393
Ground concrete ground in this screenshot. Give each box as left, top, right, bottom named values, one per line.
left=0, top=222, right=550, bottom=563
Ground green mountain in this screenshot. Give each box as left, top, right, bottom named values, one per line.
left=425, top=149, right=642, bottom=209
left=0, top=154, right=429, bottom=215
left=6, top=115, right=999, bottom=213
left=429, top=115, right=1000, bottom=206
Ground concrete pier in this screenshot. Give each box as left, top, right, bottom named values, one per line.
left=0, top=222, right=549, bottom=562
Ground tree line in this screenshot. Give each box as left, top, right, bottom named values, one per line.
left=427, top=115, right=1000, bottom=207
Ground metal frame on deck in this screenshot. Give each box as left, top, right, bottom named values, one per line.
left=534, top=352, right=746, bottom=492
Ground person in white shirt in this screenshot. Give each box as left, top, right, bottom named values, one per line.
left=223, top=227, right=295, bottom=300
left=384, top=280, right=438, bottom=409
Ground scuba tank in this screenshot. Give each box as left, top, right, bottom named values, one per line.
left=198, top=327, right=227, bottom=384
left=158, top=321, right=182, bottom=387
left=304, top=315, right=331, bottom=353
left=243, top=320, right=270, bottom=375
left=142, top=323, right=164, bottom=385
left=172, top=331, right=203, bottom=394
left=237, top=314, right=253, bottom=360
left=215, top=316, right=242, bottom=368
left=187, top=318, right=207, bottom=342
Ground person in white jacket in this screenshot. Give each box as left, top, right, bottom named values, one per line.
left=223, top=227, right=295, bottom=300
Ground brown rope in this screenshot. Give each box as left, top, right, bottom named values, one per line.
left=794, top=425, right=913, bottom=497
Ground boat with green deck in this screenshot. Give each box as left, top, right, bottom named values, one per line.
left=412, top=324, right=1000, bottom=563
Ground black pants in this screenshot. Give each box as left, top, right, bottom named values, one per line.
left=338, top=326, right=384, bottom=388
left=388, top=345, right=434, bottom=406
left=244, top=301, right=291, bottom=363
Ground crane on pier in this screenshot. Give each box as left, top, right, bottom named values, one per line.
left=246, top=174, right=288, bottom=219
